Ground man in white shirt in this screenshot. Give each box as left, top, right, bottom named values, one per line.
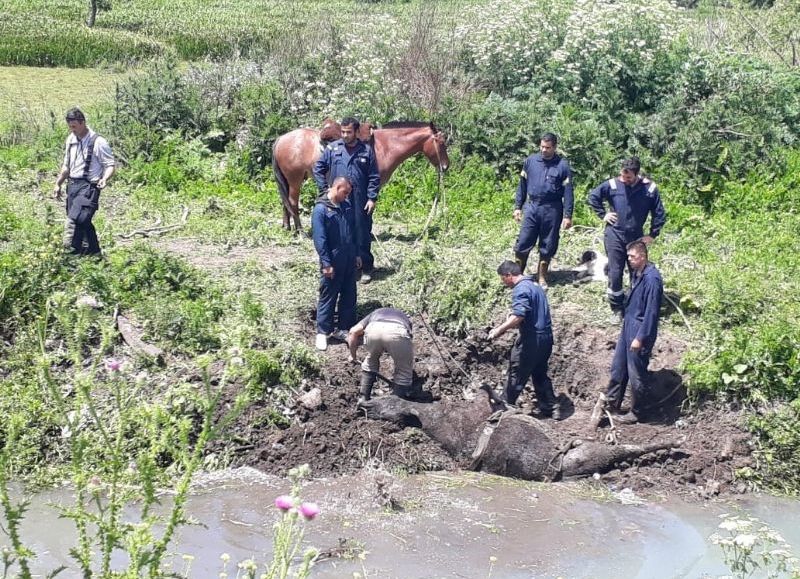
left=53, top=108, right=115, bottom=256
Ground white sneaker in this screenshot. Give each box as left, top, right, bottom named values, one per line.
left=315, top=333, right=328, bottom=351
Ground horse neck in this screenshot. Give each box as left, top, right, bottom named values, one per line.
left=374, top=127, right=431, bottom=183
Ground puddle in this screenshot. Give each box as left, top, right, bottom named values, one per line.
left=6, top=470, right=800, bottom=578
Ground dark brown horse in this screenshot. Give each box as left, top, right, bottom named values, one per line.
left=272, top=121, right=450, bottom=230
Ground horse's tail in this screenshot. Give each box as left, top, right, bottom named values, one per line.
left=272, top=140, right=291, bottom=212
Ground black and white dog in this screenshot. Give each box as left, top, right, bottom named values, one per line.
left=572, top=249, right=608, bottom=284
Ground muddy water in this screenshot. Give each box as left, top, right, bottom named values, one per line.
left=9, top=470, right=800, bottom=578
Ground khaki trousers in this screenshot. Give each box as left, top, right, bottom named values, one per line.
left=361, top=321, right=414, bottom=387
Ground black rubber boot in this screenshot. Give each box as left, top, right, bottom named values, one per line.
left=357, top=371, right=376, bottom=405
left=393, top=382, right=422, bottom=400
left=514, top=252, right=529, bottom=274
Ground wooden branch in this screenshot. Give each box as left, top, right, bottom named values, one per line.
left=117, top=314, right=165, bottom=363
left=664, top=293, right=693, bottom=334
left=711, top=128, right=753, bottom=138
left=118, top=205, right=189, bottom=239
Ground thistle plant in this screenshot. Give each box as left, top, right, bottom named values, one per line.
left=263, top=464, right=319, bottom=579
left=710, top=514, right=800, bottom=579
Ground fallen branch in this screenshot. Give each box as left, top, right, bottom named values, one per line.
left=663, top=293, right=693, bottom=334
left=116, top=314, right=165, bottom=364
left=118, top=205, right=189, bottom=239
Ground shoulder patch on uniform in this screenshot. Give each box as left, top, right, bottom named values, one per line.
left=648, top=182, right=657, bottom=194
left=608, top=178, right=617, bottom=190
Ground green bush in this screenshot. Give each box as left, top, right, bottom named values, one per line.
left=744, top=399, right=800, bottom=494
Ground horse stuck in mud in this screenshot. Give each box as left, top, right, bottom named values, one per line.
left=272, top=120, right=449, bottom=230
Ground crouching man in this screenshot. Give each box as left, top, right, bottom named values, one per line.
left=347, top=307, right=416, bottom=405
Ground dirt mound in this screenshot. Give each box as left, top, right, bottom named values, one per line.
left=226, top=307, right=753, bottom=499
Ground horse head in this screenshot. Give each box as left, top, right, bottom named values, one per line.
left=422, top=122, right=450, bottom=173
left=319, top=117, right=341, bottom=142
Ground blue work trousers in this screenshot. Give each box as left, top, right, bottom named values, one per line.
left=316, top=261, right=357, bottom=335
left=514, top=202, right=563, bottom=267
left=604, top=227, right=639, bottom=312
left=353, top=190, right=374, bottom=273
left=607, top=321, right=651, bottom=415
left=505, top=332, right=556, bottom=412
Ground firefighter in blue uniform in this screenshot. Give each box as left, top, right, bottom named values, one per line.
left=605, top=241, right=663, bottom=424
left=513, top=132, right=574, bottom=288
left=311, top=177, right=361, bottom=351
left=489, top=261, right=561, bottom=420
left=313, top=117, right=381, bottom=284
left=588, top=157, right=666, bottom=322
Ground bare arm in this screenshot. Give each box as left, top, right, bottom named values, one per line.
left=347, top=323, right=366, bottom=361
left=97, top=164, right=115, bottom=189
left=53, top=165, right=69, bottom=199
left=488, top=314, right=523, bottom=340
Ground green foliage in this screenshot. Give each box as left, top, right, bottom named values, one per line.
left=110, top=59, right=207, bottom=161
left=743, top=399, right=800, bottom=495
left=0, top=15, right=164, bottom=67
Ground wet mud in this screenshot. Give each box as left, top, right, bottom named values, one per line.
left=226, top=304, right=754, bottom=500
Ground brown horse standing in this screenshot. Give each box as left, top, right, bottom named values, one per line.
left=272, top=121, right=450, bottom=230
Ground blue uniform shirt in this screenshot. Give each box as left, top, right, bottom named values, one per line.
left=588, top=177, right=667, bottom=239
left=515, top=153, right=574, bottom=217
left=311, top=195, right=358, bottom=269
left=624, top=263, right=663, bottom=349
left=312, top=139, right=381, bottom=201
left=511, top=277, right=553, bottom=338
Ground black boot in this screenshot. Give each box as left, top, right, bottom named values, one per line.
left=358, top=371, right=377, bottom=405
left=514, top=252, right=529, bottom=275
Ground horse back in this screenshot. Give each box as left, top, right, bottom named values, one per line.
left=273, top=128, right=324, bottom=177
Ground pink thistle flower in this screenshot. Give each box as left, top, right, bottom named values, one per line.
left=106, top=359, right=122, bottom=372
left=274, top=495, right=294, bottom=511
left=299, top=502, right=320, bottom=520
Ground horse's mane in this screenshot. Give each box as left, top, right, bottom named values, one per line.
left=381, top=120, right=435, bottom=130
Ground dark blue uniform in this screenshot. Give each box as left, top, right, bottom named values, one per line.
left=607, top=263, right=663, bottom=415
left=313, top=139, right=380, bottom=273
left=513, top=153, right=574, bottom=269
left=505, top=277, right=557, bottom=412
left=588, top=177, right=666, bottom=312
left=311, top=194, right=359, bottom=336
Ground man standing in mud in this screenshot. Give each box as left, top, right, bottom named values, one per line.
left=346, top=307, right=416, bottom=404
left=489, top=260, right=561, bottom=420
left=312, top=176, right=360, bottom=351
left=313, top=116, right=380, bottom=284
left=588, top=156, right=666, bottom=323
left=512, top=132, right=574, bottom=289
left=605, top=241, right=663, bottom=424
left=53, top=107, right=115, bottom=256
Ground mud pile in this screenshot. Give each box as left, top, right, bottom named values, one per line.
left=229, top=309, right=753, bottom=499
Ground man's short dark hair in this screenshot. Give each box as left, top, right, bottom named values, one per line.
left=65, top=107, right=86, bottom=122
left=540, top=132, right=558, bottom=146
left=497, top=260, right=522, bottom=276
left=332, top=176, right=352, bottom=190
left=626, top=240, right=648, bottom=258
left=622, top=156, right=641, bottom=174
left=340, top=116, right=360, bottom=131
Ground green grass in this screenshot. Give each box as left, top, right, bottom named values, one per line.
left=0, top=65, right=122, bottom=142
left=0, top=0, right=440, bottom=66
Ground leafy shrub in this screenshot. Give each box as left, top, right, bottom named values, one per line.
left=744, top=398, right=800, bottom=494
left=110, top=59, right=207, bottom=161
